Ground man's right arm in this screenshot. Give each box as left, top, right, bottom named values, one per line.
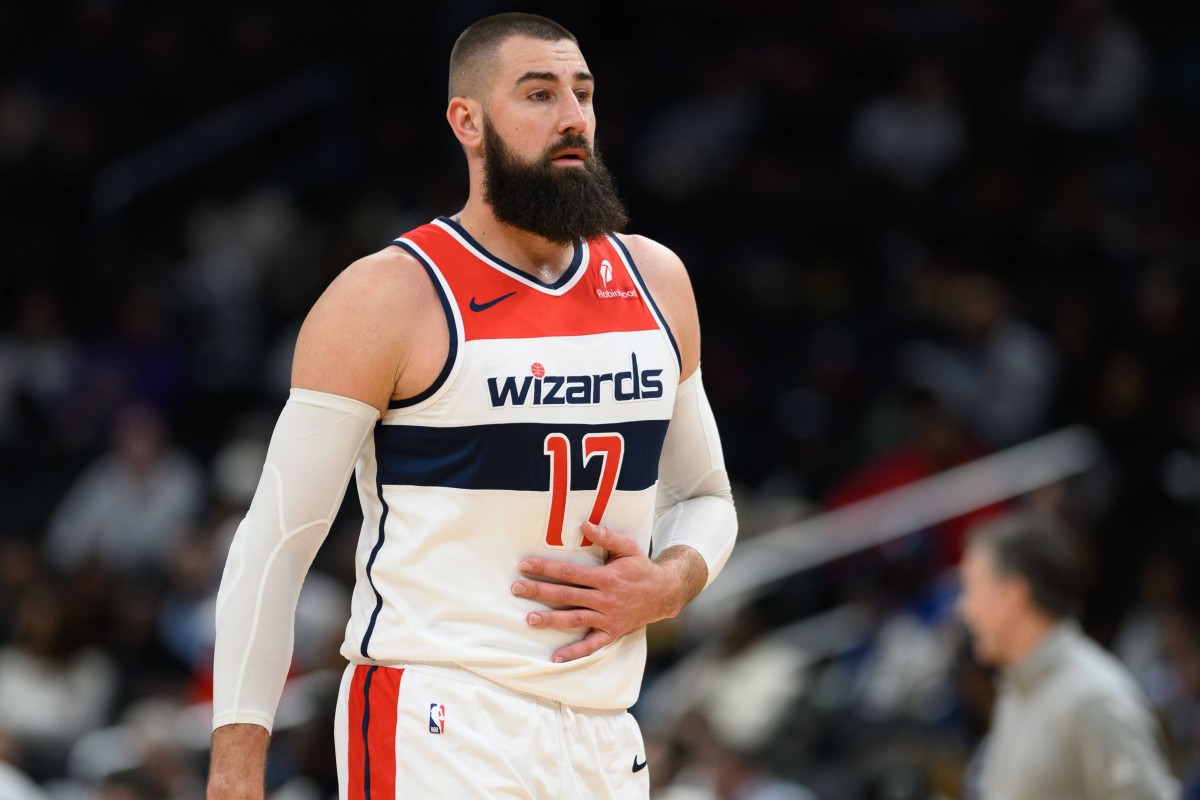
left=208, top=725, right=269, bottom=799
left=208, top=251, right=431, bottom=799
left=207, top=387, right=378, bottom=798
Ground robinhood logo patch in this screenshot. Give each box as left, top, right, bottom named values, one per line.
left=487, top=354, right=663, bottom=407
left=596, top=258, right=637, bottom=299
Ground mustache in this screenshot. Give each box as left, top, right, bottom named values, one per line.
left=543, top=134, right=593, bottom=160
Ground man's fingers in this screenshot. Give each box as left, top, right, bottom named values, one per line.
left=516, top=558, right=597, bottom=587
left=525, top=608, right=601, bottom=630
left=581, top=521, right=640, bottom=556
left=516, top=558, right=547, bottom=577
left=550, top=629, right=615, bottom=663
left=511, top=579, right=594, bottom=606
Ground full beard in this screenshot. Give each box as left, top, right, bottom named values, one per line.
left=481, top=119, right=628, bottom=245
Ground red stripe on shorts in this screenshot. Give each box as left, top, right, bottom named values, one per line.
left=347, top=665, right=403, bottom=800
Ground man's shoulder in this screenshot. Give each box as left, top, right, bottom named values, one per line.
left=320, top=245, right=436, bottom=312
left=342, top=244, right=426, bottom=283
left=612, top=233, right=686, bottom=273
left=1044, top=630, right=1145, bottom=710
left=611, top=232, right=700, bottom=376
left=293, top=243, right=447, bottom=411
left=611, top=233, right=693, bottom=299
left=299, top=244, right=442, bottom=352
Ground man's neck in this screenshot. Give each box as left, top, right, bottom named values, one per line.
left=1006, top=611, right=1058, bottom=667
left=455, top=200, right=577, bottom=284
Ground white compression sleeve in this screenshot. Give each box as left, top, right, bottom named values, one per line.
left=212, top=388, right=378, bottom=732
left=653, top=368, right=738, bottom=588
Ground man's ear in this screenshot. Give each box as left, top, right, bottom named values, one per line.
left=1005, top=573, right=1034, bottom=613
left=447, top=97, right=483, bottom=149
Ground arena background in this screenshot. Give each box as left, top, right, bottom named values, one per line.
left=1, top=1, right=1199, bottom=798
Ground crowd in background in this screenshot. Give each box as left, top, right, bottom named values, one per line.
left=2, top=0, right=1200, bottom=798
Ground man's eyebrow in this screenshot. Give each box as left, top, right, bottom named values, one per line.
left=516, top=70, right=595, bottom=85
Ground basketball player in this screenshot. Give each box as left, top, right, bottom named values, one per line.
left=207, top=13, right=737, bottom=800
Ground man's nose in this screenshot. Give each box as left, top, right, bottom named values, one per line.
left=557, top=94, right=587, bottom=135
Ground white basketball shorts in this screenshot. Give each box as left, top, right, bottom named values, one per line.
left=333, top=663, right=650, bottom=799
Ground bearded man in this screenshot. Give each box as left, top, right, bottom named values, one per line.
left=206, top=12, right=737, bottom=800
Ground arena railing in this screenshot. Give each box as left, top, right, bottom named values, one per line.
left=90, top=64, right=350, bottom=218
left=683, top=425, right=1102, bottom=632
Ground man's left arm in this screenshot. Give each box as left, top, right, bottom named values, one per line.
left=511, top=236, right=737, bottom=662
left=1075, top=694, right=1180, bottom=800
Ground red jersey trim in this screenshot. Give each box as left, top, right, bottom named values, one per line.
left=433, top=216, right=589, bottom=295
left=399, top=222, right=661, bottom=342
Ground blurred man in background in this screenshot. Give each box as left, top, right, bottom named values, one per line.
left=957, top=512, right=1178, bottom=799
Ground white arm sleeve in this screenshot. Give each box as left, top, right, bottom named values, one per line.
left=212, top=388, right=378, bottom=732
left=653, top=368, right=738, bottom=588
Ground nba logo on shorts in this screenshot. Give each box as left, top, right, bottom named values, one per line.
left=429, top=703, right=446, bottom=734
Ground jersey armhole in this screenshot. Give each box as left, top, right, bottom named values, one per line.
left=386, top=239, right=459, bottom=409
left=607, top=234, right=682, bottom=374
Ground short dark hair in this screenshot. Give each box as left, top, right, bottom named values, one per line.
left=449, top=13, right=578, bottom=101
left=969, top=512, right=1081, bottom=618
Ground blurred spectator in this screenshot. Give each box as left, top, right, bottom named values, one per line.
left=178, top=187, right=321, bottom=397
left=849, top=565, right=961, bottom=725
left=44, top=402, right=204, bottom=576
left=1156, top=611, right=1200, bottom=776
left=163, top=428, right=268, bottom=703
left=0, top=81, right=50, bottom=169
left=859, top=763, right=932, bottom=800
left=0, top=759, right=50, bottom=800
left=637, top=56, right=763, bottom=199
left=157, top=535, right=222, bottom=674
left=702, top=748, right=821, bottom=800
left=62, top=286, right=189, bottom=447
left=899, top=268, right=1060, bottom=447
left=651, top=709, right=820, bottom=800
left=849, top=57, right=967, bottom=189
left=0, top=288, right=82, bottom=528
left=639, top=599, right=810, bottom=758
left=0, top=583, right=117, bottom=779
left=62, top=696, right=206, bottom=800
left=1180, top=615, right=1200, bottom=799
left=1113, top=551, right=1190, bottom=729
left=0, top=288, right=78, bottom=446
left=1023, top=0, right=1152, bottom=135
left=97, top=769, right=164, bottom=800
left=0, top=539, right=45, bottom=640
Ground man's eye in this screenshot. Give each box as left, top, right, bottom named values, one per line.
left=575, top=90, right=591, bottom=102
left=530, top=90, right=549, bottom=101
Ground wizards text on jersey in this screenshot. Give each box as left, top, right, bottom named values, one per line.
left=487, top=352, right=664, bottom=408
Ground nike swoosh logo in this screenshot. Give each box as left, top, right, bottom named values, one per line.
left=469, top=291, right=517, bottom=312
left=632, top=756, right=648, bottom=773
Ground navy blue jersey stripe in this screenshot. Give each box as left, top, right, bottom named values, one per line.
left=608, top=235, right=682, bottom=372
left=387, top=241, right=458, bottom=409
left=359, top=463, right=389, bottom=658
left=361, top=666, right=376, bottom=799
left=436, top=216, right=584, bottom=289
left=375, top=419, right=669, bottom=491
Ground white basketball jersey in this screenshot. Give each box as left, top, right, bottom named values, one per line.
left=340, top=217, right=680, bottom=710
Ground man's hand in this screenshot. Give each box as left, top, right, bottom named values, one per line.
left=208, top=723, right=269, bottom=800
left=511, top=521, right=708, bottom=663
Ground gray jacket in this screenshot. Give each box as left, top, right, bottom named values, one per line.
left=979, top=621, right=1179, bottom=800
